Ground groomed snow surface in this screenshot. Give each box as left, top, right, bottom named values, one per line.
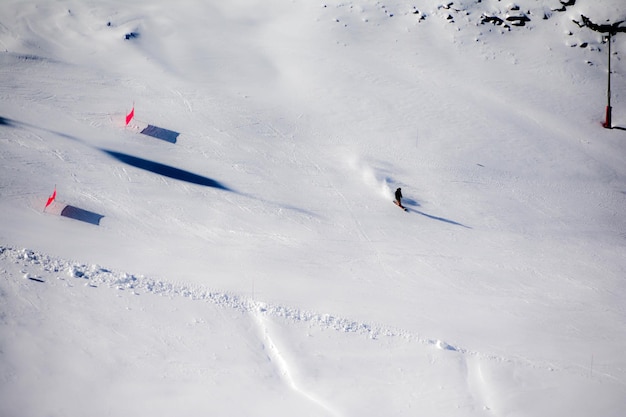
left=1, top=0, right=625, bottom=416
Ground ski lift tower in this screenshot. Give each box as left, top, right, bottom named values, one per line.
left=579, top=15, right=626, bottom=129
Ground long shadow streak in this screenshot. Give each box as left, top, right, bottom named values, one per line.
left=413, top=209, right=472, bottom=229
left=1, top=115, right=84, bottom=142
left=2, top=115, right=317, bottom=215
left=0, top=116, right=16, bottom=127
left=102, top=149, right=232, bottom=190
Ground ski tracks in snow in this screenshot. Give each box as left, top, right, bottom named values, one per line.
left=251, top=306, right=343, bottom=417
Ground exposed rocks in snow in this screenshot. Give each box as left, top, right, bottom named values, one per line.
left=552, top=0, right=575, bottom=13
left=315, top=0, right=616, bottom=60
left=481, top=15, right=510, bottom=30
left=124, top=31, right=140, bottom=40
left=506, top=13, right=530, bottom=27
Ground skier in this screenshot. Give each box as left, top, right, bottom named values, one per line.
left=394, top=187, right=404, bottom=208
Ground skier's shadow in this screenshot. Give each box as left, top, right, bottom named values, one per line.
left=402, top=198, right=420, bottom=208
left=403, top=199, right=471, bottom=229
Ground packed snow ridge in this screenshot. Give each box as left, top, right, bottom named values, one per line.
left=2, top=245, right=461, bottom=350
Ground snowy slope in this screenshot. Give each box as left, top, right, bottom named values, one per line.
left=1, top=0, right=625, bottom=416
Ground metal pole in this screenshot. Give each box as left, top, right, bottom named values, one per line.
left=605, top=32, right=612, bottom=128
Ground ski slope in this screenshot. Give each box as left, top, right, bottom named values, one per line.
left=1, top=1, right=625, bottom=416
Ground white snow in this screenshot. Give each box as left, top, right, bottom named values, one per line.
left=1, top=0, right=625, bottom=416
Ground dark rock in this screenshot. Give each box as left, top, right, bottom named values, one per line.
left=506, top=15, right=531, bottom=26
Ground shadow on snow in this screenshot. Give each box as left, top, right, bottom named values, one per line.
left=0, top=115, right=233, bottom=191
left=413, top=209, right=471, bottom=229
left=0, top=115, right=321, bottom=217
left=402, top=198, right=471, bottom=229
left=101, top=150, right=232, bottom=190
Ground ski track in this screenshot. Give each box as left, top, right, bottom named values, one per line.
left=252, top=306, right=344, bottom=417
left=0, top=244, right=600, bottom=379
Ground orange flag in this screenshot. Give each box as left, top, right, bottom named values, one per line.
left=125, top=105, right=135, bottom=126
left=44, top=186, right=56, bottom=211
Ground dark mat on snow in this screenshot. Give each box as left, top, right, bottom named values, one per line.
left=61, top=205, right=104, bottom=226
left=140, top=125, right=179, bottom=144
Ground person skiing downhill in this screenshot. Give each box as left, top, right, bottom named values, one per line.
left=394, top=187, right=404, bottom=209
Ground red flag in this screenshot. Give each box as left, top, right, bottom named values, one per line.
left=44, top=187, right=56, bottom=210
left=125, top=105, right=135, bottom=126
